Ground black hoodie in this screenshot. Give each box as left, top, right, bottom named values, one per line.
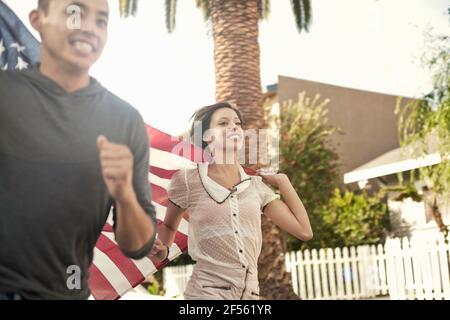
left=0, top=66, right=156, bottom=299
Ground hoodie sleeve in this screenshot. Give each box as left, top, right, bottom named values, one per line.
left=113, top=111, right=157, bottom=259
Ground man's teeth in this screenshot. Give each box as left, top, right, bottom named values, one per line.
left=73, top=41, right=93, bottom=53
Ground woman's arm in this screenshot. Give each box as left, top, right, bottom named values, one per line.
left=150, top=202, right=186, bottom=261
left=259, top=172, right=313, bottom=241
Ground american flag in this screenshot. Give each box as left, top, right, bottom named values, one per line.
left=0, top=1, right=40, bottom=69
left=0, top=0, right=203, bottom=300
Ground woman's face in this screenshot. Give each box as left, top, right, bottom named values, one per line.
left=204, top=107, right=244, bottom=158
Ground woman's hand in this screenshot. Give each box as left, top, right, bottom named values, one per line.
left=257, top=167, right=313, bottom=241
left=256, top=167, right=288, bottom=187
left=149, top=238, right=169, bottom=262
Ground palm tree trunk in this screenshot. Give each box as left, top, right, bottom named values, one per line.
left=259, top=217, right=300, bottom=299
left=210, top=0, right=299, bottom=300
left=209, top=0, right=263, bottom=129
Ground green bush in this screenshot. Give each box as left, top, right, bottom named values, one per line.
left=266, top=92, right=390, bottom=249
left=146, top=273, right=166, bottom=296
left=269, top=92, right=342, bottom=250
left=395, top=31, right=450, bottom=239
left=321, top=189, right=390, bottom=247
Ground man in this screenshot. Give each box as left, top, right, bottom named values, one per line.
left=0, top=0, right=156, bottom=299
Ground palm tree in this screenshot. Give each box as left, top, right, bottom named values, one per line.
left=119, top=0, right=312, bottom=299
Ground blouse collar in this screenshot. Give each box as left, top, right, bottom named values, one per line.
left=197, top=162, right=252, bottom=204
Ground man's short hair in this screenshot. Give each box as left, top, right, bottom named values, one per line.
left=38, top=0, right=51, bottom=13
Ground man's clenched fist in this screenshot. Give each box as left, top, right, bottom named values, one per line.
left=97, top=135, right=135, bottom=203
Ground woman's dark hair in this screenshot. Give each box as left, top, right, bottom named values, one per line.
left=189, top=102, right=244, bottom=150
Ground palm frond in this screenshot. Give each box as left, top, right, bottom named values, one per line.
left=302, top=0, right=312, bottom=31
left=119, top=0, right=128, bottom=17
left=290, top=0, right=312, bottom=33
left=119, top=0, right=138, bottom=18
left=165, top=0, right=178, bottom=33
left=258, top=0, right=271, bottom=20
left=195, top=0, right=211, bottom=21
left=131, top=0, right=138, bottom=17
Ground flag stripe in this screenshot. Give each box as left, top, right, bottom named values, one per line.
left=88, top=264, right=118, bottom=300
left=149, top=165, right=177, bottom=180
left=102, top=224, right=113, bottom=233
left=150, top=147, right=197, bottom=171
left=167, top=242, right=182, bottom=260
left=149, top=172, right=170, bottom=190
left=151, top=184, right=170, bottom=206
left=147, top=127, right=193, bottom=155
left=173, top=229, right=188, bottom=252
left=92, top=248, right=133, bottom=297
left=95, top=234, right=146, bottom=286
left=103, top=232, right=157, bottom=276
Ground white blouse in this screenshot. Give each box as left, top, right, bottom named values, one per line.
left=167, top=163, right=280, bottom=270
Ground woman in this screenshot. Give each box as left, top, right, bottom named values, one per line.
left=150, top=102, right=313, bottom=300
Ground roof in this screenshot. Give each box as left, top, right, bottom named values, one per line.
left=343, top=134, right=445, bottom=184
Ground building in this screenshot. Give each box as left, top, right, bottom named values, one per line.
left=266, top=75, right=449, bottom=237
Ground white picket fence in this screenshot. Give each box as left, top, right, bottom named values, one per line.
left=384, top=234, right=450, bottom=300
left=285, top=244, right=386, bottom=299
left=163, top=233, right=450, bottom=300
left=163, top=264, right=194, bottom=298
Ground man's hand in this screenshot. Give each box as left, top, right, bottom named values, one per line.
left=97, top=135, right=135, bottom=203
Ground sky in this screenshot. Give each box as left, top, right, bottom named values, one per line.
left=5, top=0, right=450, bottom=136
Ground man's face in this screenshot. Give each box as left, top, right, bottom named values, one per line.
left=38, top=0, right=109, bottom=71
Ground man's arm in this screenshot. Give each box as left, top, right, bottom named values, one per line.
left=114, top=190, right=156, bottom=258
left=97, top=135, right=156, bottom=259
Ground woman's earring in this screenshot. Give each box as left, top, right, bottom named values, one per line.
left=203, top=134, right=212, bottom=143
